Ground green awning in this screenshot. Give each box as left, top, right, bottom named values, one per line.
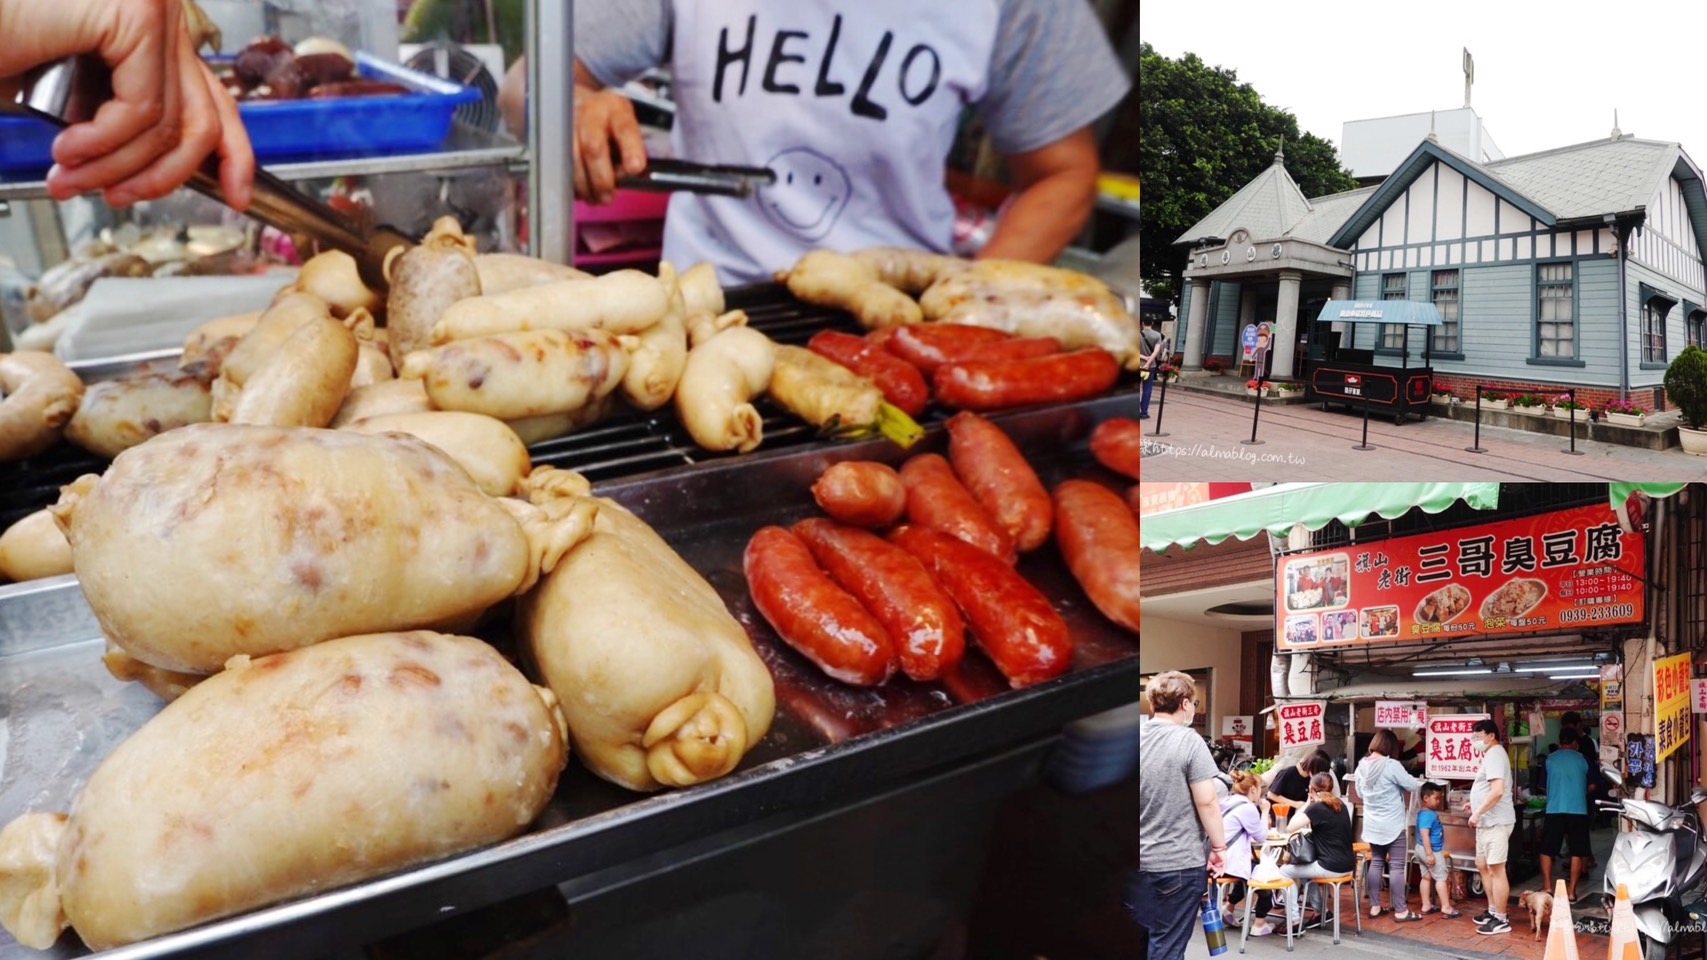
left=1610, top=483, right=1688, bottom=505
left=1141, top=482, right=1502, bottom=553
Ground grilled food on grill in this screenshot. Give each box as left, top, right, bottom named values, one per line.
left=51, top=424, right=596, bottom=676
left=518, top=478, right=774, bottom=791
left=0, top=631, right=568, bottom=951
left=0, top=351, right=84, bottom=463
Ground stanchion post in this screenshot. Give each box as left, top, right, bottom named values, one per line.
left=1241, top=376, right=1266, bottom=446
left=1564, top=387, right=1584, bottom=455
left=1352, top=397, right=1374, bottom=451
left=1466, top=383, right=1488, bottom=453
left=1150, top=370, right=1171, bottom=438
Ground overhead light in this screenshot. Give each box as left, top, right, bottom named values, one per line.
left=1514, top=661, right=1595, bottom=673
left=1550, top=673, right=1600, bottom=681
left=1414, top=668, right=1493, bottom=677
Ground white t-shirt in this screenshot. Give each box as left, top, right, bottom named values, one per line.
left=1472, top=744, right=1517, bottom=828
left=577, top=0, right=1131, bottom=284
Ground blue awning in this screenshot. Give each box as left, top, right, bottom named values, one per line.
left=1316, top=300, right=1444, bottom=326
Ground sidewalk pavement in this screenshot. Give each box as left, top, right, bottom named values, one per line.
left=1139, top=391, right=1707, bottom=480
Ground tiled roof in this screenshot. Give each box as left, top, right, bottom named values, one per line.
left=1287, top=186, right=1379, bottom=244
left=1484, top=137, right=1677, bottom=219
left=1174, top=153, right=1314, bottom=245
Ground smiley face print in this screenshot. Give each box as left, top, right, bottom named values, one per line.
left=758, top=147, right=852, bottom=241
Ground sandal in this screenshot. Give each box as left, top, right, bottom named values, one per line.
left=1421, top=906, right=1441, bottom=915
left=1369, top=905, right=1383, bottom=919
left=1441, top=910, right=1463, bottom=919
left=1393, top=911, right=1423, bottom=923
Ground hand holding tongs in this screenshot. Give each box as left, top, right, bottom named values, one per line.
left=11, top=56, right=413, bottom=290
left=617, top=157, right=776, bottom=199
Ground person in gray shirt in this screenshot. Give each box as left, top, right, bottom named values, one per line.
left=498, top=0, right=1131, bottom=283
left=1136, top=671, right=1227, bottom=960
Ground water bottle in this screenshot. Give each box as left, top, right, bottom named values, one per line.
left=1201, top=882, right=1229, bottom=956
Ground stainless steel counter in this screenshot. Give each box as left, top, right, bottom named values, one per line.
left=0, top=394, right=1139, bottom=959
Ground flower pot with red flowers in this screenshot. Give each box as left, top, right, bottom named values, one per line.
left=1603, top=398, right=1651, bottom=427
left=1551, top=394, right=1588, bottom=422
left=1204, top=357, right=1227, bottom=376
left=1479, top=391, right=1510, bottom=411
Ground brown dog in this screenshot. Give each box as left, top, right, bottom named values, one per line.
left=1519, top=890, right=1554, bottom=941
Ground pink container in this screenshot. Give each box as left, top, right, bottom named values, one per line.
left=573, top=191, right=669, bottom=269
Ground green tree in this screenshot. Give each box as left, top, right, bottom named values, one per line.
left=1140, top=43, right=1357, bottom=306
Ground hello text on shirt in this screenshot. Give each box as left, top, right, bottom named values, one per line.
left=712, top=14, right=944, bottom=118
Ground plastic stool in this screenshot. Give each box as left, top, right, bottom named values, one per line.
left=1351, top=842, right=1372, bottom=904
left=1214, top=876, right=1244, bottom=918
left=1242, top=878, right=1296, bottom=953
left=1311, top=875, right=1361, bottom=944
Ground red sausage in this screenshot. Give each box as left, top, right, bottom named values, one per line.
left=885, top=324, right=1012, bottom=376
left=812, top=461, right=907, bottom=528
left=945, top=412, right=1053, bottom=553
left=899, top=454, right=1016, bottom=564
left=1090, top=418, right=1143, bottom=480
left=889, top=525, right=1072, bottom=688
left=958, top=336, right=1061, bottom=364
left=866, top=327, right=900, bottom=350
left=793, top=519, right=966, bottom=682
left=744, top=526, right=896, bottom=686
left=1053, top=481, right=1141, bottom=634
left=934, top=349, right=1121, bottom=412
left=808, top=330, right=931, bottom=417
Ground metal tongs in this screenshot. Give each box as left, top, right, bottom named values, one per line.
left=617, top=157, right=776, bottom=199
left=11, top=56, right=412, bottom=290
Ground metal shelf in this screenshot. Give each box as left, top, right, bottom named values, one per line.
left=0, top=124, right=528, bottom=202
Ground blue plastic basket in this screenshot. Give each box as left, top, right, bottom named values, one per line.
left=0, top=52, right=479, bottom=177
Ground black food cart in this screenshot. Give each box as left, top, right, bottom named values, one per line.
left=1305, top=300, right=1441, bottom=424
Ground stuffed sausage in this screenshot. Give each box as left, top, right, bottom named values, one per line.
left=0, top=631, right=567, bottom=951
left=64, top=372, right=212, bottom=458
left=401, top=329, right=630, bottom=421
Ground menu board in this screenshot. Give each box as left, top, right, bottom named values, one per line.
left=1425, top=715, right=1489, bottom=780
left=1276, top=503, right=1645, bottom=651
left=1654, top=652, right=1693, bottom=762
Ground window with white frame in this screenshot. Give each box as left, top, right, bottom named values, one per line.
left=1431, top=270, right=1460, bottom=354
left=1643, top=297, right=1672, bottom=364
left=1381, top=273, right=1407, bottom=349
left=1536, top=263, right=1574, bottom=358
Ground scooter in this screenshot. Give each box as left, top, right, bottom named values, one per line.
left=1599, top=769, right=1707, bottom=960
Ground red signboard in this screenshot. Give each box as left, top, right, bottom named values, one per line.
left=1277, top=702, right=1325, bottom=751
left=1276, top=503, right=1645, bottom=650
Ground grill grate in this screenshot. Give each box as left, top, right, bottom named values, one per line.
left=0, top=284, right=874, bottom=529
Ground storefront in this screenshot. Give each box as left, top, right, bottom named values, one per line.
left=1141, top=482, right=1705, bottom=817
left=1173, top=132, right=1707, bottom=412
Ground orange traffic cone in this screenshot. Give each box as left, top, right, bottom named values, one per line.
left=1608, top=884, right=1640, bottom=960
left=1545, top=880, right=1580, bottom=960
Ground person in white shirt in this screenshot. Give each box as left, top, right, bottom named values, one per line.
left=1468, top=718, right=1517, bottom=936
left=499, top=1, right=1131, bottom=284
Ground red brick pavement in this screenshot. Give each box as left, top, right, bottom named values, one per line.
left=1140, top=391, right=1707, bottom=481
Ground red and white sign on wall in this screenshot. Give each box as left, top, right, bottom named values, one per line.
left=1693, top=680, right=1707, bottom=714
left=1277, top=702, right=1326, bottom=751
left=1426, top=714, right=1490, bottom=780
left=1374, top=701, right=1430, bottom=729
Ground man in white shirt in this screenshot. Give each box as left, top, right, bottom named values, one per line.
left=1468, top=718, right=1516, bottom=936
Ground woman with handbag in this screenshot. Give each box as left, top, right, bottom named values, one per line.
left=1357, top=729, right=1424, bottom=921
left=1219, top=772, right=1280, bottom=936
left=1279, top=773, right=1356, bottom=933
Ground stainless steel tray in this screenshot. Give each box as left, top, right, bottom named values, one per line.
left=0, top=395, right=1139, bottom=960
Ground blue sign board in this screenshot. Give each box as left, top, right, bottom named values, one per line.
left=1626, top=733, right=1656, bottom=789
